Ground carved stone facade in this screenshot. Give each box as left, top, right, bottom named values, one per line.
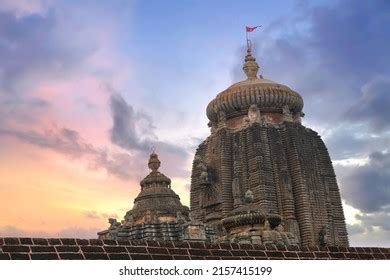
left=190, top=49, right=349, bottom=246
left=98, top=153, right=215, bottom=242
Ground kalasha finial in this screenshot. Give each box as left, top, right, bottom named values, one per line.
left=243, top=50, right=259, bottom=79
left=148, top=152, right=160, bottom=172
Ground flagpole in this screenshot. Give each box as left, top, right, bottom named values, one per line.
left=246, top=25, right=262, bottom=53
left=246, top=29, right=249, bottom=51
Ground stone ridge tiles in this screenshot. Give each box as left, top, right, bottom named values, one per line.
left=0, top=238, right=388, bottom=260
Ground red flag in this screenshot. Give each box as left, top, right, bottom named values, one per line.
left=246, top=26, right=261, bottom=32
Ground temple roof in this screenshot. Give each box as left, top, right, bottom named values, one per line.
left=206, top=49, right=304, bottom=122
left=126, top=152, right=189, bottom=221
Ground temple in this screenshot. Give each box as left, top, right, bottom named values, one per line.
left=99, top=47, right=349, bottom=247
left=98, top=152, right=215, bottom=241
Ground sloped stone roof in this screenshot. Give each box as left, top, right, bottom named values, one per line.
left=127, top=152, right=189, bottom=221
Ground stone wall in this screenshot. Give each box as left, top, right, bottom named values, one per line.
left=0, top=237, right=388, bottom=260
left=190, top=123, right=349, bottom=246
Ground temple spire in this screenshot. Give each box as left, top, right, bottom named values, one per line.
left=243, top=48, right=259, bottom=79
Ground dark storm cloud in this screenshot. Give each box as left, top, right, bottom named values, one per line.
left=340, top=151, right=390, bottom=213
left=0, top=126, right=135, bottom=180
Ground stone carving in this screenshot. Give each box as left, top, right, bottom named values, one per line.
left=176, top=211, right=187, bottom=224
left=190, top=49, right=349, bottom=247
left=104, top=218, right=121, bottom=240
left=248, top=104, right=261, bottom=123
left=218, top=111, right=226, bottom=129
left=220, top=188, right=298, bottom=246
left=293, top=111, right=305, bottom=123
left=282, top=105, right=293, bottom=122
left=232, top=160, right=243, bottom=208
left=195, top=156, right=211, bottom=184
left=260, top=115, right=267, bottom=125
left=199, top=163, right=209, bottom=183
left=319, top=225, right=329, bottom=246
left=232, top=178, right=242, bottom=208
left=208, top=121, right=217, bottom=134
left=108, top=218, right=120, bottom=228
left=244, top=189, right=254, bottom=203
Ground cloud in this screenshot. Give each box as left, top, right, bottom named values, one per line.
left=356, top=211, right=390, bottom=232
left=109, top=88, right=188, bottom=156
left=340, top=151, right=390, bottom=213
left=0, top=2, right=112, bottom=135
left=347, top=210, right=390, bottom=247
left=347, top=224, right=365, bottom=236
left=94, top=150, right=137, bottom=180
left=0, top=96, right=50, bottom=127
left=0, top=125, right=135, bottom=180
left=306, top=1, right=390, bottom=81
left=0, top=1, right=129, bottom=130
left=324, top=124, right=390, bottom=161
left=344, top=76, right=390, bottom=130
left=0, top=9, right=93, bottom=94
left=108, top=89, right=190, bottom=178
left=110, top=92, right=156, bottom=151
left=0, top=0, right=190, bottom=181
left=0, top=126, right=95, bottom=158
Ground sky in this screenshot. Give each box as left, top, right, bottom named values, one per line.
left=0, top=0, right=389, bottom=247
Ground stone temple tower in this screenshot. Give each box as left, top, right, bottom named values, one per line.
left=99, top=152, right=215, bottom=241
left=190, top=48, right=349, bottom=246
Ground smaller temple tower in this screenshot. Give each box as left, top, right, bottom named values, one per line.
left=98, top=152, right=214, bottom=241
